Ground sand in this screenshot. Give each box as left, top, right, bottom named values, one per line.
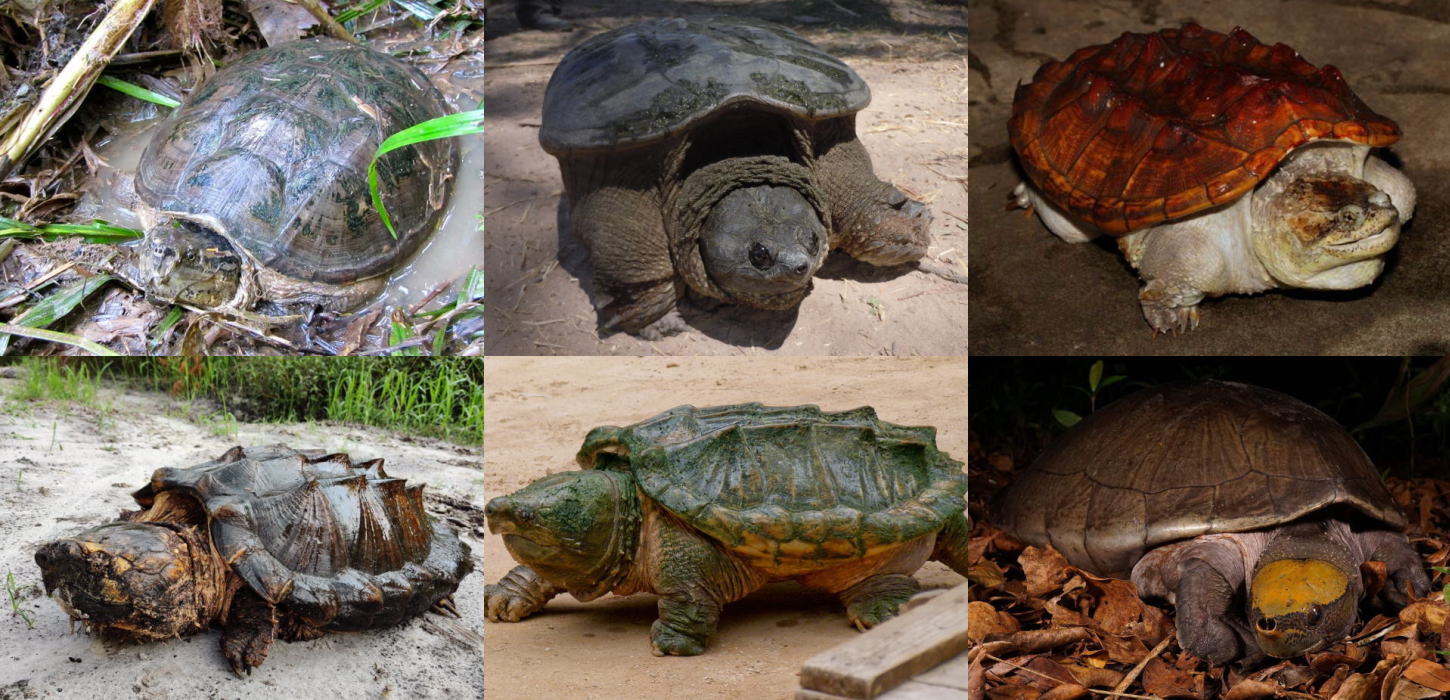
left=482, top=356, right=967, bottom=699
left=0, top=373, right=484, bottom=699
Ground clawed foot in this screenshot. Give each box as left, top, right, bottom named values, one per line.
left=841, top=574, right=920, bottom=630
left=431, top=595, right=460, bottom=618
left=1139, top=279, right=1205, bottom=334
left=635, top=309, right=690, bottom=340
left=484, top=566, right=558, bottom=622
left=650, top=619, right=707, bottom=656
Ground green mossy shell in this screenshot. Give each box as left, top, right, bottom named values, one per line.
left=135, top=38, right=456, bottom=285
left=539, top=18, right=870, bottom=153
left=576, top=404, right=966, bottom=563
left=132, top=445, right=471, bottom=631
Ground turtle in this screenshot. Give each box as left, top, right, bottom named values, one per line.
left=131, top=37, right=457, bottom=318
left=483, top=403, right=969, bottom=655
left=1008, top=24, right=1415, bottom=333
left=539, top=18, right=933, bottom=336
left=33, top=445, right=473, bottom=674
left=994, top=380, right=1429, bottom=665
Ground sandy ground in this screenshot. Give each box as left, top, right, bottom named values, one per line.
left=484, top=0, right=968, bottom=355
left=482, top=356, right=967, bottom=699
left=968, top=0, right=1450, bottom=354
left=0, top=375, right=484, bottom=699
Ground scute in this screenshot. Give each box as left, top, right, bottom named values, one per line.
left=132, top=445, right=471, bottom=630
left=575, top=404, right=966, bottom=562
left=1008, top=23, right=1400, bottom=234
left=539, top=18, right=870, bottom=153
left=135, top=37, right=456, bottom=284
left=994, top=381, right=1406, bottom=578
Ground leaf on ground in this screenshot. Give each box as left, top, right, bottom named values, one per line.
left=1020, top=546, right=1071, bottom=598
left=1223, top=678, right=1281, bottom=700
left=1142, top=656, right=1203, bottom=698
left=1401, top=658, right=1450, bottom=692
left=970, top=600, right=1020, bottom=642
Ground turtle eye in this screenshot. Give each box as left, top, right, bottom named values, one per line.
left=1308, top=604, right=1322, bottom=625
left=1339, top=205, right=1365, bottom=227
left=749, top=242, right=772, bottom=270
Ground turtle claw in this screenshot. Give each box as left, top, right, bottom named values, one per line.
left=1139, top=279, right=1204, bottom=334
left=841, top=574, right=920, bottom=630
left=431, top=595, right=460, bottom=618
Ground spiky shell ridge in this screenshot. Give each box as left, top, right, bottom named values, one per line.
left=133, top=445, right=471, bottom=630
left=577, top=404, right=966, bottom=572
left=1009, top=23, right=1399, bottom=234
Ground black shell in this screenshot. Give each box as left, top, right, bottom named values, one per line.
left=995, top=381, right=1406, bottom=577
left=135, top=38, right=456, bottom=285
left=133, top=445, right=471, bottom=630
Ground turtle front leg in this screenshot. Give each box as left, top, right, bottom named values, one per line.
left=648, top=515, right=763, bottom=656
left=1175, top=558, right=1259, bottom=666
left=485, top=565, right=560, bottom=622
left=1130, top=222, right=1237, bottom=334
left=221, top=587, right=278, bottom=676
left=932, top=511, right=970, bottom=577
left=839, top=573, right=921, bottom=629
left=1359, top=530, right=1430, bottom=608
left=1138, top=278, right=1205, bottom=334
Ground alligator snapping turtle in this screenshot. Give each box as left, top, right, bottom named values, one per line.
left=1009, top=24, right=1415, bottom=333
left=995, top=381, right=1428, bottom=664
left=34, top=445, right=472, bottom=674
left=484, top=403, right=968, bottom=655
left=540, top=18, right=933, bottom=335
left=133, top=37, right=457, bottom=317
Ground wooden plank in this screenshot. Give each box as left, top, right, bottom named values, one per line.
left=877, top=679, right=968, bottom=700
left=909, top=652, right=968, bottom=690
left=798, top=583, right=968, bottom=699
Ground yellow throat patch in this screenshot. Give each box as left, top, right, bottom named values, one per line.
left=1251, top=559, right=1349, bottom=616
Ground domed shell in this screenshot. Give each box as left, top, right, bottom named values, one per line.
left=132, top=445, right=471, bottom=629
left=995, top=381, right=1406, bottom=578
left=539, top=18, right=870, bottom=154
left=1009, top=23, right=1400, bottom=235
left=576, top=404, right=966, bottom=569
left=135, top=38, right=456, bottom=285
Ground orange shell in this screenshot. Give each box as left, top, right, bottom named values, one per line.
left=1008, top=23, right=1400, bottom=235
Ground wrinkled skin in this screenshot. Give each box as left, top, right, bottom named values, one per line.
left=34, top=522, right=219, bottom=640
left=700, top=185, right=827, bottom=303
left=137, top=218, right=248, bottom=311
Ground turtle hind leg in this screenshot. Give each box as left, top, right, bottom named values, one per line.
left=221, top=588, right=278, bottom=676
left=485, top=565, right=559, bottom=622
left=932, top=511, right=969, bottom=577
left=839, top=573, right=921, bottom=630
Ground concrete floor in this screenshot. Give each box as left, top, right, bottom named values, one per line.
left=968, top=0, right=1450, bottom=354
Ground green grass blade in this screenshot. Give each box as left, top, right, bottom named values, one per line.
left=0, top=216, right=143, bottom=243
left=148, top=306, right=185, bottom=351
left=0, top=274, right=114, bottom=355
left=95, top=75, right=180, bottom=108
left=390, top=0, right=442, bottom=20
left=0, top=323, right=120, bottom=356
left=368, top=109, right=484, bottom=239
left=335, top=0, right=389, bottom=23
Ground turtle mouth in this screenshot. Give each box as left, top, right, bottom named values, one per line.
left=1326, top=223, right=1398, bottom=256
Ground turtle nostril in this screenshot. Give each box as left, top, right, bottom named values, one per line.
left=793, top=263, right=808, bottom=276
left=1257, top=618, right=1276, bottom=632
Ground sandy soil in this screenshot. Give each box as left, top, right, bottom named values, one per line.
left=0, top=375, right=484, bottom=699
left=483, top=0, right=968, bottom=355
left=482, top=356, right=967, bottom=699
left=969, top=0, right=1450, bottom=354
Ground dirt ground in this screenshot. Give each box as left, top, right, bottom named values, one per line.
left=0, top=375, right=484, bottom=698
left=482, top=356, right=967, bottom=699
left=483, top=0, right=967, bottom=355
left=968, top=0, right=1450, bottom=354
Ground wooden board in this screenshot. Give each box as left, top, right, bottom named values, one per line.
left=798, top=583, right=968, bottom=699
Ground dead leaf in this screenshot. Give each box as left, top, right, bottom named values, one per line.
left=1141, top=657, right=1201, bottom=698
left=1020, top=546, right=1072, bottom=598
left=1402, top=658, right=1450, bottom=692
left=1223, top=678, right=1281, bottom=700
left=1063, top=664, right=1121, bottom=689
left=1038, top=684, right=1088, bottom=700
left=970, top=601, right=1021, bottom=642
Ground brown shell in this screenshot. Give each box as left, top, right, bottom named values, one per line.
left=1008, top=23, right=1400, bottom=234
left=994, top=381, right=1405, bottom=578
left=133, top=445, right=471, bottom=630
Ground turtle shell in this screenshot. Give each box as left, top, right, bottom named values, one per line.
left=539, top=18, right=869, bottom=154
left=132, top=445, right=471, bottom=629
left=994, top=381, right=1406, bottom=578
left=1009, top=23, right=1400, bottom=235
left=135, top=38, right=456, bottom=285
left=575, top=404, right=966, bottom=568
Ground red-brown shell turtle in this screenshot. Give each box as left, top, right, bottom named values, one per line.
left=34, top=445, right=473, bottom=674
left=134, top=38, right=457, bottom=317
left=1008, top=24, right=1415, bottom=333
left=995, top=381, right=1428, bottom=664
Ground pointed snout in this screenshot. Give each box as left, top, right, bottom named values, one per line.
left=485, top=496, right=524, bottom=535
left=34, top=539, right=88, bottom=592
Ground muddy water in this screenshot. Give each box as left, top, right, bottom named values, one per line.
left=73, top=62, right=484, bottom=310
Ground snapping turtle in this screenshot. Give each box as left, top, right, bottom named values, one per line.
left=995, top=381, right=1428, bottom=664
left=34, top=445, right=473, bottom=674
left=540, top=18, right=932, bottom=335
left=484, top=403, right=968, bottom=655
left=133, top=38, right=457, bottom=317
left=1009, top=24, right=1415, bottom=333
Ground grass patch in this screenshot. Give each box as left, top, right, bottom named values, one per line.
left=8, top=358, right=104, bottom=404
left=6, top=572, right=35, bottom=629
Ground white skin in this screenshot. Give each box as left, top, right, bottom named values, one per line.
left=1014, top=142, right=1416, bottom=333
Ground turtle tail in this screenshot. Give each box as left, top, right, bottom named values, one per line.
left=932, top=510, right=969, bottom=577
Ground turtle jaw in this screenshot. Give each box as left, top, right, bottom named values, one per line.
left=35, top=522, right=215, bottom=640
left=137, top=217, right=251, bottom=311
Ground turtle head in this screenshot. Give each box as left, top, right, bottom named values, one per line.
left=1247, top=557, right=1358, bottom=658
left=138, top=217, right=247, bottom=310
left=1255, top=175, right=1400, bottom=289
left=34, top=522, right=216, bottom=639
left=700, top=184, right=827, bottom=306
left=486, top=470, right=640, bottom=601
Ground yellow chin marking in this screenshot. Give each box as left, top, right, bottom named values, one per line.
left=1251, top=559, right=1348, bottom=616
